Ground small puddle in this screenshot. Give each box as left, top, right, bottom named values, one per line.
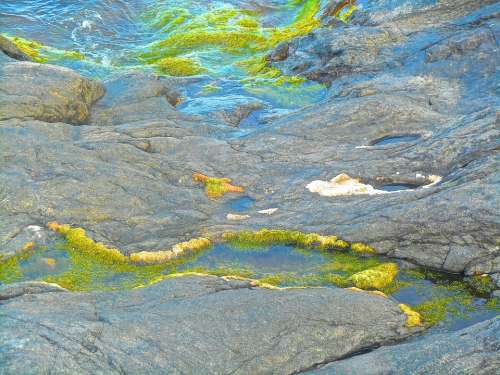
left=371, top=134, right=421, bottom=146
left=227, top=196, right=256, bottom=212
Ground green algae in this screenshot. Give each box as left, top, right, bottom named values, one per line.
left=2, top=34, right=85, bottom=64
left=192, top=173, right=245, bottom=199
left=349, top=263, right=399, bottom=290
left=180, top=265, right=254, bottom=279
left=1, top=225, right=498, bottom=331
left=138, top=0, right=327, bottom=84
left=0, top=243, right=37, bottom=284
left=43, top=241, right=187, bottom=292
left=465, top=274, right=496, bottom=297
left=0, top=254, right=23, bottom=284
left=156, top=56, right=207, bottom=76
left=222, top=229, right=350, bottom=250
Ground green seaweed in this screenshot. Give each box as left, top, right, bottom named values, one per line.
left=465, top=275, right=495, bottom=297
left=156, top=56, right=207, bottom=76
left=2, top=34, right=85, bottom=63
left=138, top=0, right=327, bottom=86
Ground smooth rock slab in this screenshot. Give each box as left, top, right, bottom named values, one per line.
left=0, top=275, right=412, bottom=375
left=308, top=317, right=500, bottom=375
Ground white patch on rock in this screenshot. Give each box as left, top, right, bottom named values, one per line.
left=306, top=173, right=386, bottom=197
left=227, top=213, right=250, bottom=221
left=306, top=173, right=443, bottom=197
left=258, top=208, right=278, bottom=215
left=26, top=225, right=44, bottom=239
left=422, top=175, right=442, bottom=188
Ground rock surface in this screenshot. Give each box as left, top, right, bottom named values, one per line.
left=0, top=275, right=412, bottom=374
left=307, top=316, right=500, bottom=375
left=0, top=61, right=104, bottom=124
left=2, top=0, right=497, bottom=276
left=0, top=0, right=499, bottom=373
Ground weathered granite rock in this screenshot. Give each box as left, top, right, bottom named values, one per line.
left=306, top=317, right=500, bottom=375
left=0, top=275, right=412, bottom=374
left=0, top=61, right=104, bottom=124
left=0, top=0, right=498, bottom=279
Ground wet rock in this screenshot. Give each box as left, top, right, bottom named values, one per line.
left=0, top=34, right=32, bottom=61
left=181, top=95, right=264, bottom=127
left=89, top=72, right=181, bottom=126
left=307, top=317, right=500, bottom=375
left=0, top=61, right=104, bottom=124
left=0, top=281, right=66, bottom=300
left=0, top=275, right=412, bottom=374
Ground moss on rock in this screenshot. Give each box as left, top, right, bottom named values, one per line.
left=193, top=173, right=245, bottom=198
left=156, top=56, right=207, bottom=76
left=222, top=228, right=350, bottom=251
left=399, top=303, right=422, bottom=327
left=349, top=263, right=399, bottom=290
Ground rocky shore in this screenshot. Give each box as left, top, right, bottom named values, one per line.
left=0, top=0, right=499, bottom=373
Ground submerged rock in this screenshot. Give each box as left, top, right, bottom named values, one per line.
left=0, top=275, right=413, bottom=374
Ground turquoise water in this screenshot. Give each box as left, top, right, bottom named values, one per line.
left=0, top=0, right=438, bottom=120
left=0, top=0, right=329, bottom=117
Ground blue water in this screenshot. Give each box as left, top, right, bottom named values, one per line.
left=227, top=196, right=256, bottom=212
left=0, top=0, right=438, bottom=121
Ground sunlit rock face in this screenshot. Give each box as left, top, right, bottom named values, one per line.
left=0, top=0, right=499, bottom=373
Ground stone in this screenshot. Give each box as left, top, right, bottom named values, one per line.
left=227, top=213, right=251, bottom=220
left=0, top=61, right=104, bottom=124
left=307, top=317, right=500, bottom=375
left=306, top=173, right=384, bottom=196
left=0, top=275, right=412, bottom=374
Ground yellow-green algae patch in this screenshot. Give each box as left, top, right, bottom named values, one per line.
left=138, top=0, right=341, bottom=83
left=0, top=242, right=36, bottom=284
left=2, top=34, right=85, bottom=64
left=156, top=56, right=206, bottom=76
left=399, top=303, right=422, bottom=327
left=193, top=173, right=245, bottom=199
left=349, top=263, right=399, bottom=290
left=222, top=228, right=351, bottom=251
left=1, top=224, right=498, bottom=330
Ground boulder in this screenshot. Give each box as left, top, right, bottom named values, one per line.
left=0, top=275, right=412, bottom=374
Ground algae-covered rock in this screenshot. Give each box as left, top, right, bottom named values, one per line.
left=349, top=263, right=398, bottom=290
left=0, top=34, right=32, bottom=61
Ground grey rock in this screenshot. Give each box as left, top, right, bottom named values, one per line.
left=306, top=317, right=500, bottom=375
left=0, top=275, right=412, bottom=374
left=0, top=0, right=498, bottom=278
left=0, top=61, right=104, bottom=124
left=0, top=281, right=67, bottom=301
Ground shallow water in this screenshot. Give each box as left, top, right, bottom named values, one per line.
left=227, top=196, right=256, bottom=211
left=0, top=0, right=437, bottom=121
left=378, top=183, right=420, bottom=192
left=2, top=238, right=497, bottom=332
